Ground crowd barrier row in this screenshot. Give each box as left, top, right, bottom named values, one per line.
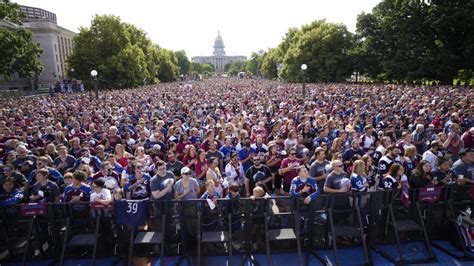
left=1, top=185, right=473, bottom=266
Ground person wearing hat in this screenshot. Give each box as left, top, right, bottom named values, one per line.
left=0, top=177, right=26, bottom=206
left=452, top=148, right=474, bottom=184
left=174, top=167, right=199, bottom=200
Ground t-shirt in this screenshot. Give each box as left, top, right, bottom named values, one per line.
left=309, top=159, right=330, bottom=188
left=124, top=174, right=152, bottom=200
left=379, top=175, right=398, bottom=190
left=116, top=200, right=146, bottom=227
left=32, top=181, right=60, bottom=203
left=63, top=184, right=91, bottom=202
left=90, top=188, right=112, bottom=202
left=174, top=178, right=199, bottom=200
left=280, top=158, right=301, bottom=185
left=245, top=165, right=272, bottom=193
left=166, top=161, right=185, bottom=178
left=150, top=171, right=175, bottom=201
left=238, top=147, right=256, bottom=172
left=452, top=159, right=474, bottom=180
left=324, top=171, right=348, bottom=190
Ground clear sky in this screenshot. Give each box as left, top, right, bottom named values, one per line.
left=14, top=0, right=381, bottom=58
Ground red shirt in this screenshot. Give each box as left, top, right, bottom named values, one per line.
left=280, top=157, right=301, bottom=185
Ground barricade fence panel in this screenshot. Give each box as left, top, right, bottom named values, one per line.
left=0, top=185, right=473, bottom=263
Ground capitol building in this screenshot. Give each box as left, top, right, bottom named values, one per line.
left=192, top=32, right=246, bottom=74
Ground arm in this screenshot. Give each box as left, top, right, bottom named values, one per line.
left=309, top=183, right=321, bottom=201
left=289, top=179, right=301, bottom=197
left=323, top=185, right=343, bottom=194
left=152, top=183, right=173, bottom=199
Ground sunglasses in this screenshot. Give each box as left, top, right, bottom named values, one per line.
left=290, top=153, right=297, bottom=155
left=183, top=172, right=192, bottom=175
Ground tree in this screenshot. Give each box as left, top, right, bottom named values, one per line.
left=0, top=0, right=42, bottom=81
left=267, top=20, right=354, bottom=83
left=174, top=50, right=191, bottom=76
left=68, top=15, right=179, bottom=88
left=225, top=61, right=245, bottom=75
left=355, top=0, right=474, bottom=84
left=245, top=50, right=266, bottom=77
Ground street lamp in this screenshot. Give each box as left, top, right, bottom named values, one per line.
left=90, top=70, right=98, bottom=99
left=301, top=64, right=307, bottom=98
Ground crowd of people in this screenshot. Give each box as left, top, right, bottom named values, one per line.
left=0, top=77, right=473, bottom=259
left=0, top=78, right=472, bottom=210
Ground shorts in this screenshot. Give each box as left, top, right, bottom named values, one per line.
left=283, top=182, right=291, bottom=193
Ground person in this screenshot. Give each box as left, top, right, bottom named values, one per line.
left=53, top=145, right=76, bottom=175
left=309, top=148, right=331, bottom=191
left=200, top=180, right=221, bottom=231
left=279, top=147, right=301, bottom=195
left=402, top=145, right=418, bottom=178
left=443, top=123, right=463, bottom=162
left=378, top=145, right=401, bottom=177
left=289, top=167, right=320, bottom=205
left=244, top=154, right=272, bottom=197
left=28, top=156, right=64, bottom=183
left=206, top=141, right=224, bottom=171
left=225, top=152, right=245, bottom=192
left=342, top=140, right=365, bottom=167
left=373, top=136, right=392, bottom=163
left=422, top=140, right=442, bottom=169
left=150, top=160, right=175, bottom=200
left=63, top=170, right=91, bottom=203
left=91, top=162, right=121, bottom=193
left=0, top=178, right=26, bottom=206
left=206, top=157, right=224, bottom=196
left=194, top=149, right=209, bottom=194
left=30, top=168, right=60, bottom=203
left=166, top=152, right=185, bottom=179
left=0, top=165, right=28, bottom=193
left=266, top=143, right=282, bottom=195
left=125, top=163, right=152, bottom=200
left=90, top=178, right=112, bottom=206
left=238, top=137, right=256, bottom=173
left=452, top=148, right=474, bottom=184
left=174, top=167, right=199, bottom=200
left=324, top=160, right=350, bottom=194
left=360, top=126, right=375, bottom=153
left=350, top=160, right=368, bottom=192
left=409, top=160, right=436, bottom=188
left=431, top=156, right=457, bottom=186
left=378, top=163, right=404, bottom=191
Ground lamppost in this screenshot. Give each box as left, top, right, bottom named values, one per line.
left=301, top=63, right=307, bottom=98
left=70, top=68, right=74, bottom=79
left=90, top=70, right=98, bottom=99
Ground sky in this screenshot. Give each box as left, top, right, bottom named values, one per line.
left=15, top=0, right=381, bottom=58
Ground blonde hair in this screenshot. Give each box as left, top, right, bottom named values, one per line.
left=351, top=160, right=366, bottom=177
left=404, top=145, right=417, bottom=158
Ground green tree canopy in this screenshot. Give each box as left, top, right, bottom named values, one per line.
left=174, top=50, right=191, bottom=76
left=260, top=20, right=354, bottom=82
left=68, top=14, right=179, bottom=88
left=0, top=0, right=42, bottom=81
left=355, top=0, right=474, bottom=84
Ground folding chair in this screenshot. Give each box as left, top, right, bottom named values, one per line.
left=59, top=203, right=101, bottom=266
left=327, top=193, right=370, bottom=266
left=264, top=197, right=302, bottom=266
left=439, top=184, right=474, bottom=261
left=374, top=189, right=436, bottom=264
left=197, top=198, right=233, bottom=266
left=0, top=203, right=51, bottom=264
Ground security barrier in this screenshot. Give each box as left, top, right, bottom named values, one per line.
left=1, top=185, right=473, bottom=266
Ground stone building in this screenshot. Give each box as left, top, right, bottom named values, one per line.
left=191, top=32, right=246, bottom=74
